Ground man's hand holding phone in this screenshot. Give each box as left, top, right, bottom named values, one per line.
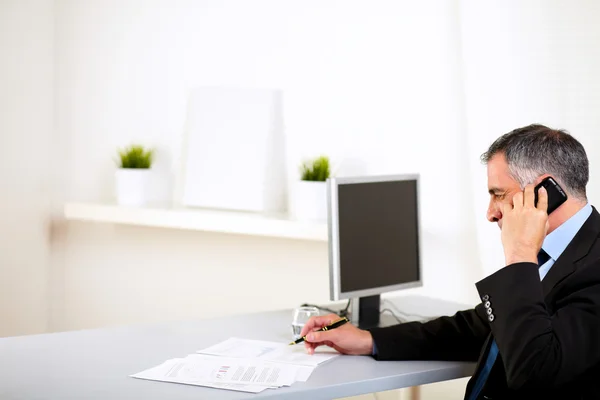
left=501, top=184, right=550, bottom=266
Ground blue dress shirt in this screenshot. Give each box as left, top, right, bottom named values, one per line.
left=538, top=203, right=592, bottom=280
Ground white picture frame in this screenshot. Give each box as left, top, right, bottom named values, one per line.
left=178, top=86, right=287, bottom=213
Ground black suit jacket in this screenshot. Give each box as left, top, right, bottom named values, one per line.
left=369, top=207, right=600, bottom=400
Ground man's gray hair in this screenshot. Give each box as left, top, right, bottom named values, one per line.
left=481, top=124, right=589, bottom=201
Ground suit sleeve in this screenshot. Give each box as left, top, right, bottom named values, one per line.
left=476, top=261, right=600, bottom=390
left=367, top=306, right=490, bottom=362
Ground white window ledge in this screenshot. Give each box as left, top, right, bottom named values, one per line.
left=64, top=203, right=328, bottom=242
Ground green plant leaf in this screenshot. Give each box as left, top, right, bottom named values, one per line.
left=116, top=144, right=154, bottom=169
left=300, top=155, right=330, bottom=181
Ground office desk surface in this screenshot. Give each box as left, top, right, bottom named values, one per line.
left=0, top=295, right=476, bottom=400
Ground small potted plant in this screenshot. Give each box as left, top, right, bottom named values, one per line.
left=115, top=144, right=154, bottom=206
left=292, top=155, right=331, bottom=221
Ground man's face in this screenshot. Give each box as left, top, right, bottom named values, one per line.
left=486, top=153, right=523, bottom=229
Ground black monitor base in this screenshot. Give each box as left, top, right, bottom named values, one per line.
left=354, top=294, right=381, bottom=329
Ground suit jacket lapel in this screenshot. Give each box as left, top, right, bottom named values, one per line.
left=542, top=207, right=600, bottom=296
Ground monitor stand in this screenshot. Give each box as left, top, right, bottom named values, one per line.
left=350, top=295, right=381, bottom=329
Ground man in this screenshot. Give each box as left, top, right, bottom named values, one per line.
left=300, top=124, right=600, bottom=399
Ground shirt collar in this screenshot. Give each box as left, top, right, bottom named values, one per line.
left=542, top=203, right=593, bottom=262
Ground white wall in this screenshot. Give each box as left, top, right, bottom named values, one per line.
left=458, top=0, right=600, bottom=276
left=0, top=0, right=54, bottom=337
left=53, top=0, right=481, bottom=333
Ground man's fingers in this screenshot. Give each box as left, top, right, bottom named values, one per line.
left=299, top=314, right=339, bottom=337
left=300, top=313, right=343, bottom=355
left=299, top=322, right=312, bottom=338
left=304, top=341, right=317, bottom=355
left=501, top=200, right=512, bottom=215
left=524, top=184, right=535, bottom=208
left=304, top=340, right=329, bottom=355
left=512, top=191, right=524, bottom=209
left=537, top=186, right=548, bottom=213
left=305, top=329, right=338, bottom=344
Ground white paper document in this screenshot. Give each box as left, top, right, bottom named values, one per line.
left=131, top=356, right=307, bottom=393
left=131, top=359, right=267, bottom=393
left=294, top=365, right=315, bottom=382
left=180, top=354, right=300, bottom=386
left=197, top=337, right=339, bottom=367
left=131, top=337, right=331, bottom=394
left=130, top=359, right=268, bottom=393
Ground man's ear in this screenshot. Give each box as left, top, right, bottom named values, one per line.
left=534, top=173, right=552, bottom=186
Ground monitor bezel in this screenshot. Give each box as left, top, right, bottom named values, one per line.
left=327, top=174, right=423, bottom=301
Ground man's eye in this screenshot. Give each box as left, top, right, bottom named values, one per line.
left=495, top=193, right=505, bottom=199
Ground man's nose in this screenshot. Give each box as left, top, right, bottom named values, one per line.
left=487, top=203, right=501, bottom=222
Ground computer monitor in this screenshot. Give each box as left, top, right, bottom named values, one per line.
left=327, top=174, right=422, bottom=329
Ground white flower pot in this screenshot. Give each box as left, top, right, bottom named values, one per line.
left=292, top=181, right=328, bottom=221
left=115, top=169, right=151, bottom=206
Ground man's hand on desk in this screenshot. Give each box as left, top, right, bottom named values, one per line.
left=300, top=314, right=374, bottom=356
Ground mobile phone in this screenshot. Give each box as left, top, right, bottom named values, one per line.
left=534, top=176, right=568, bottom=214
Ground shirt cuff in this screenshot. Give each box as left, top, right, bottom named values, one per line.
left=372, top=341, right=378, bottom=356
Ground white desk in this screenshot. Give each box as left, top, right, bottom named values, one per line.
left=0, top=296, right=475, bottom=400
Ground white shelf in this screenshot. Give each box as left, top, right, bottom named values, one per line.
left=64, top=203, right=329, bottom=242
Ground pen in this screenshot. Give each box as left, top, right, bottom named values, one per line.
left=288, top=316, right=350, bottom=345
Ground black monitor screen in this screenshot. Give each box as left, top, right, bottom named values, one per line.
left=337, top=179, right=420, bottom=293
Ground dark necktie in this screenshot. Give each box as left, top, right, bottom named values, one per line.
left=468, top=249, right=549, bottom=400
left=538, top=248, right=551, bottom=266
